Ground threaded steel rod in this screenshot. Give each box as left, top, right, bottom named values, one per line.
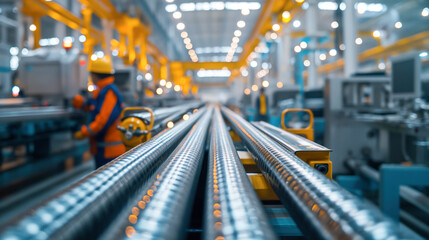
left=0, top=107, right=207, bottom=240
left=221, top=106, right=399, bottom=240
left=204, top=105, right=276, bottom=240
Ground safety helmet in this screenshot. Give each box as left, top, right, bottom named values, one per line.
left=88, top=56, right=114, bottom=74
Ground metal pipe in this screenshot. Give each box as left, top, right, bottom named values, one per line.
left=221, top=106, right=399, bottom=240
left=113, top=105, right=213, bottom=239
left=0, top=107, right=207, bottom=240
left=204, top=106, right=276, bottom=240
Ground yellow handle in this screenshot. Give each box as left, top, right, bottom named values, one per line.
left=281, top=108, right=314, bottom=141
left=120, top=107, right=154, bottom=130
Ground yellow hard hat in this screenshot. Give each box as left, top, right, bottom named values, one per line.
left=88, top=56, right=114, bottom=74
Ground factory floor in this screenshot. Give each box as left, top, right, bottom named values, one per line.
left=0, top=161, right=94, bottom=227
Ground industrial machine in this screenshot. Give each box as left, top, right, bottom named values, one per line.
left=0, top=104, right=423, bottom=240
left=325, top=53, right=429, bottom=237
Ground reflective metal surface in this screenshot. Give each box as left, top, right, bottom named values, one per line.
left=221, top=106, right=399, bottom=240
left=204, top=106, right=276, bottom=240
left=117, top=105, right=213, bottom=240
left=0, top=107, right=207, bottom=240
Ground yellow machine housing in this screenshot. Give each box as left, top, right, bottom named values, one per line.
left=117, top=107, right=154, bottom=150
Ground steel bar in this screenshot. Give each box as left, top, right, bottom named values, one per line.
left=204, top=106, right=276, bottom=239
left=221, top=106, right=399, bottom=240
left=0, top=107, right=207, bottom=240
left=113, top=105, right=213, bottom=240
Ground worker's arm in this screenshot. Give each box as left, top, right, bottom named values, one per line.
left=81, top=90, right=118, bottom=137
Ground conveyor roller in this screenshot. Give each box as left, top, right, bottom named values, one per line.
left=204, top=106, right=276, bottom=239
left=221, top=106, right=399, bottom=240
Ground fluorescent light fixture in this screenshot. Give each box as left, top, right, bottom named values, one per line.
left=292, top=20, right=301, bottom=28
left=197, top=69, right=231, bottom=77
left=237, top=20, right=246, bottom=28
left=355, top=3, right=386, bottom=14
left=241, top=8, right=250, bottom=15
left=329, top=48, right=337, bottom=56
left=9, top=47, right=19, bottom=56
left=394, top=21, right=402, bottom=29
left=176, top=22, right=185, bottom=30
left=195, top=46, right=243, bottom=54
left=234, top=30, right=242, bottom=37
left=166, top=0, right=174, bottom=3
left=318, top=2, right=338, bottom=11
left=165, top=4, right=178, bottom=12
left=419, top=52, right=428, bottom=58
left=423, top=8, right=429, bottom=17
left=10, top=56, right=19, bottom=70
left=172, top=11, right=182, bottom=19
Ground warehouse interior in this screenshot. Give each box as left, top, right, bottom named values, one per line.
left=0, top=0, right=429, bottom=239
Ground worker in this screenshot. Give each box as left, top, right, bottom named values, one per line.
left=256, top=87, right=269, bottom=122
left=73, top=57, right=126, bottom=168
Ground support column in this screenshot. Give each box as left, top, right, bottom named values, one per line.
left=343, top=0, right=358, bottom=77
left=305, top=0, right=318, bottom=88
left=278, top=25, right=292, bottom=85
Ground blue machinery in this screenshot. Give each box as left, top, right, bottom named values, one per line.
left=0, top=104, right=424, bottom=239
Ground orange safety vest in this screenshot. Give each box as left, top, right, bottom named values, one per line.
left=259, top=94, right=267, bottom=115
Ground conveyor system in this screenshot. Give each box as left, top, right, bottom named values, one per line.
left=221, top=106, right=399, bottom=240
left=252, top=121, right=332, bottom=179
left=0, top=105, right=409, bottom=240
left=0, top=108, right=206, bottom=240
left=204, top=106, right=276, bottom=239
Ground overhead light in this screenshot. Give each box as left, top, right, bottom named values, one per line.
left=182, top=114, right=189, bottom=120
left=186, top=43, right=193, bottom=49
left=79, top=35, right=86, bottom=43
left=9, top=47, right=19, bottom=56
left=165, top=4, right=178, bottom=12
left=234, top=30, right=242, bottom=37
left=237, top=20, right=246, bottom=28
left=250, top=60, right=257, bottom=68
left=173, top=11, right=182, bottom=19
left=394, top=21, right=402, bottom=29
left=29, top=24, right=37, bottom=32
left=241, top=8, right=250, bottom=15
left=188, top=49, right=196, bottom=55
left=339, top=2, right=346, bottom=11
left=90, top=54, right=97, bottom=61
left=355, top=37, right=363, bottom=45
left=378, top=62, right=385, bottom=70
left=174, top=85, right=181, bottom=92
left=339, top=43, right=345, bottom=50
left=355, top=3, right=386, bottom=14
left=160, top=79, right=166, bottom=86
left=167, top=121, right=174, bottom=128
left=294, top=46, right=302, bottom=53
left=197, top=69, right=231, bottom=77
left=372, top=30, right=381, bottom=38
left=179, top=2, right=260, bottom=11
left=184, top=37, right=191, bottom=44
left=251, top=84, right=258, bottom=92
left=318, top=2, right=338, bottom=11
left=241, top=69, right=248, bottom=77
left=232, top=37, right=240, bottom=43
left=295, top=0, right=305, bottom=3
left=331, top=21, right=339, bottom=29
left=166, top=82, right=173, bottom=89
left=262, top=80, right=269, bottom=88
left=300, top=41, right=307, bottom=49
left=282, top=11, right=291, bottom=23
left=329, top=48, right=337, bottom=56
left=156, top=88, right=163, bottom=95
left=304, top=60, right=310, bottom=67
left=423, top=8, right=429, bottom=17
left=270, top=32, right=278, bottom=40
left=244, top=88, right=251, bottom=95
left=176, top=22, right=185, bottom=30
left=166, top=0, right=174, bottom=2
left=319, top=53, right=327, bottom=61
left=292, top=20, right=301, bottom=28
left=419, top=52, right=428, bottom=58
left=181, top=31, right=188, bottom=38
left=145, top=73, right=153, bottom=81
left=276, top=82, right=283, bottom=88
left=272, top=23, right=281, bottom=32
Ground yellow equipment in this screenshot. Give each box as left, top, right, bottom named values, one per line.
left=88, top=57, right=114, bottom=74
left=281, top=108, right=314, bottom=141
left=117, top=107, right=154, bottom=150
